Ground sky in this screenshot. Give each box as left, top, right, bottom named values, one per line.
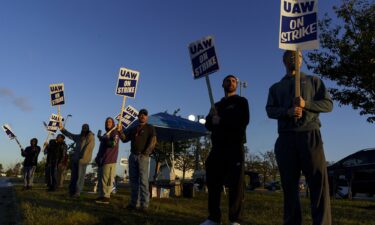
left=1, top=0, right=374, bottom=174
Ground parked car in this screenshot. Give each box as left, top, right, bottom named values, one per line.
left=264, top=181, right=281, bottom=191
left=327, top=148, right=375, bottom=198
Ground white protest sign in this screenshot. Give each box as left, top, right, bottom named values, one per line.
left=49, top=83, right=65, bottom=106
left=120, top=157, right=128, bottom=166
left=47, top=120, right=60, bottom=133
left=189, top=36, right=219, bottom=79
left=115, top=68, right=139, bottom=98
left=2, top=124, right=16, bottom=140
left=50, top=114, right=64, bottom=122
left=115, top=105, right=139, bottom=129
left=279, top=0, right=318, bottom=50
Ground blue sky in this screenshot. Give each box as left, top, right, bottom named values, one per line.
left=1, top=1, right=374, bottom=173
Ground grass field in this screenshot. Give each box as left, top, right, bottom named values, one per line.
left=14, top=182, right=375, bottom=225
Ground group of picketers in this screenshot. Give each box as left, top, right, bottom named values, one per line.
left=20, top=108, right=157, bottom=211
left=20, top=50, right=333, bottom=225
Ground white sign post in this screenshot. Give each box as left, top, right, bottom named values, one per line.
left=189, top=36, right=220, bottom=107
left=279, top=0, right=318, bottom=98
left=49, top=83, right=65, bottom=124
left=115, top=67, right=140, bottom=128
left=115, top=105, right=139, bottom=129
left=2, top=124, right=23, bottom=150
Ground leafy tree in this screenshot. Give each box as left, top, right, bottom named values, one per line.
left=260, top=150, right=279, bottom=182
left=307, top=0, right=375, bottom=122
left=198, top=136, right=211, bottom=169
left=0, top=163, right=3, bottom=174
left=174, top=140, right=195, bottom=180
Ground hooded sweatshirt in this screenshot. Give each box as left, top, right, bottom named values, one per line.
left=95, top=118, right=119, bottom=166
left=21, top=138, right=41, bottom=167
left=61, top=128, right=95, bottom=164
left=205, top=95, right=250, bottom=149
left=266, top=72, right=333, bottom=133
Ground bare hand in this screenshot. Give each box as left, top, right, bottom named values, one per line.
left=288, top=107, right=303, bottom=118
left=209, top=106, right=218, bottom=116
left=59, top=123, right=64, bottom=130
left=293, top=96, right=305, bottom=108
left=212, top=115, right=220, bottom=125
left=117, top=124, right=123, bottom=132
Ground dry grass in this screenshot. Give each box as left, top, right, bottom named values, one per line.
left=13, top=182, right=375, bottom=225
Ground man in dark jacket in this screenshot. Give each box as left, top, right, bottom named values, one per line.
left=60, top=123, right=95, bottom=197
left=266, top=50, right=333, bottom=225
left=21, top=138, right=41, bottom=190
left=121, top=109, right=157, bottom=211
left=45, top=134, right=67, bottom=192
left=201, top=75, right=250, bottom=225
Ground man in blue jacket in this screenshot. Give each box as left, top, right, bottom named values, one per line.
left=266, top=50, right=333, bottom=225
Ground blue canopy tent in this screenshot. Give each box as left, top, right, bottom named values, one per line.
left=128, top=112, right=209, bottom=180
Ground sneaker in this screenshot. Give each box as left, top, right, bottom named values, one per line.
left=230, top=223, right=240, bottom=225
left=199, top=219, right=221, bottom=225
left=95, top=197, right=110, bottom=204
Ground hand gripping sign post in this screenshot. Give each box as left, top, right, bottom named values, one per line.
left=115, top=105, right=139, bottom=129
left=49, top=83, right=65, bottom=124
left=279, top=0, right=318, bottom=98
left=2, top=124, right=23, bottom=150
left=189, top=36, right=220, bottom=107
left=115, top=67, right=139, bottom=130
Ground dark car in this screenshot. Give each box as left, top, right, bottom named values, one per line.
left=264, top=181, right=281, bottom=191
left=327, top=148, right=375, bottom=198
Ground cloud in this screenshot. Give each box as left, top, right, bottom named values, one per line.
left=13, top=97, right=33, bottom=112
left=0, top=88, right=14, bottom=97
left=0, top=87, right=33, bottom=112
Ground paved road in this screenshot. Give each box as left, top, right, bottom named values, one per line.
left=0, top=177, right=18, bottom=225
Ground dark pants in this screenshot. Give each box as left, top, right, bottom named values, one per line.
left=205, top=143, right=244, bottom=223
left=275, top=130, right=331, bottom=225
left=69, top=161, right=79, bottom=195
left=46, top=164, right=58, bottom=190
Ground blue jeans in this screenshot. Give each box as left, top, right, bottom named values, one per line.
left=23, top=166, right=36, bottom=187
left=129, top=153, right=150, bottom=208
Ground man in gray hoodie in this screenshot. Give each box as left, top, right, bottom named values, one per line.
left=60, top=123, right=95, bottom=197
left=266, top=50, right=333, bottom=225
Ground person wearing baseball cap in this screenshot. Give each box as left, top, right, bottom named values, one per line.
left=121, top=108, right=157, bottom=211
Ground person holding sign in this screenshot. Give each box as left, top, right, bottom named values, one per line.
left=202, top=75, right=250, bottom=225
left=121, top=109, right=157, bottom=211
left=59, top=123, right=95, bottom=197
left=45, top=134, right=67, bottom=192
left=266, top=50, right=332, bottom=225
left=21, top=138, right=41, bottom=190
left=94, top=117, right=122, bottom=204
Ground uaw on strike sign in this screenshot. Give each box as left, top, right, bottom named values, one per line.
left=189, top=36, right=219, bottom=79
left=279, top=0, right=318, bottom=50
left=116, top=68, right=139, bottom=98
left=115, top=105, right=138, bottom=129
left=46, top=114, right=64, bottom=133
left=49, top=83, right=65, bottom=106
